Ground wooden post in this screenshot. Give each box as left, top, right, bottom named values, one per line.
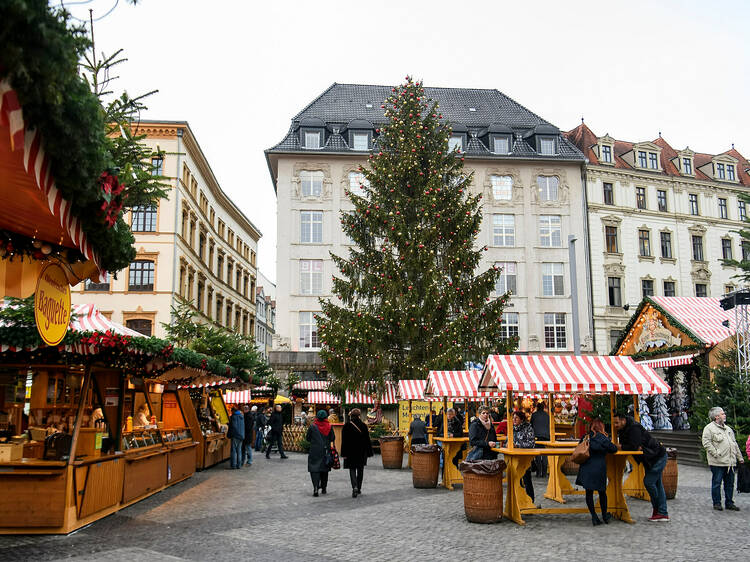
left=68, top=365, right=92, bottom=465
left=506, top=390, right=514, bottom=449
left=464, top=400, right=470, bottom=434
left=632, top=395, right=640, bottom=423
left=548, top=392, right=555, bottom=443
left=408, top=400, right=412, bottom=437
left=442, top=397, right=448, bottom=439
left=609, top=392, right=617, bottom=445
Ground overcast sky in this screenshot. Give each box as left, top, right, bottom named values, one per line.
left=61, top=0, right=750, bottom=284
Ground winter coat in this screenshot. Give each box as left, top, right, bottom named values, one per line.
left=243, top=412, right=255, bottom=446
left=341, top=417, right=373, bottom=469
left=409, top=419, right=427, bottom=441
left=617, top=416, right=666, bottom=468
left=227, top=410, right=245, bottom=440
left=575, top=431, right=618, bottom=491
left=468, top=418, right=499, bottom=460
left=531, top=410, right=550, bottom=441
left=513, top=422, right=535, bottom=449
left=268, top=410, right=283, bottom=434
left=448, top=415, right=464, bottom=438
left=702, top=421, right=743, bottom=467
left=255, top=412, right=266, bottom=430
left=306, top=424, right=334, bottom=473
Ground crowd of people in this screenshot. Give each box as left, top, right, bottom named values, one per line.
left=227, top=403, right=289, bottom=469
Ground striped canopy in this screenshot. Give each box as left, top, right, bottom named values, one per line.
left=650, top=296, right=734, bottom=346
left=480, top=355, right=670, bottom=395
left=397, top=379, right=441, bottom=401
left=224, top=389, right=252, bottom=404
left=70, top=304, right=144, bottom=337
left=307, top=391, right=341, bottom=404
left=425, top=370, right=502, bottom=398
left=636, top=353, right=699, bottom=369
left=345, top=382, right=398, bottom=405
left=292, top=380, right=330, bottom=391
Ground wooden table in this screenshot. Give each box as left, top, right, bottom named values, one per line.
left=535, top=440, right=580, bottom=503
left=434, top=437, right=469, bottom=490
left=495, top=447, right=641, bottom=525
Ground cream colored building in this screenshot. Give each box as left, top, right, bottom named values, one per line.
left=266, top=84, right=593, bottom=375
left=566, top=122, right=750, bottom=352
left=72, top=121, right=261, bottom=338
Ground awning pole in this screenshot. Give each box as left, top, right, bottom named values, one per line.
left=443, top=397, right=448, bottom=439
left=610, top=392, right=617, bottom=445
left=548, top=392, right=555, bottom=443
left=506, top=389, right=514, bottom=449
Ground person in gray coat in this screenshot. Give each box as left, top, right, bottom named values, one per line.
left=306, top=410, right=335, bottom=497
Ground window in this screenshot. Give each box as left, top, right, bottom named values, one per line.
left=304, top=131, right=320, bottom=149
left=84, top=273, right=110, bottom=292
left=544, top=313, right=567, bottom=349
left=682, top=157, right=692, bottom=175
left=657, top=190, right=667, bottom=212
left=638, top=229, right=651, bottom=256
left=636, top=187, right=646, bottom=209
left=663, top=281, right=676, bottom=297
left=739, top=201, right=747, bottom=221
left=198, top=232, right=206, bottom=260
left=197, top=281, right=204, bottom=313
left=642, top=279, right=654, bottom=298
left=728, top=164, right=736, bottom=181
left=537, top=176, right=559, bottom=201
left=226, top=303, right=233, bottom=328
left=605, top=226, right=619, bottom=253
left=492, top=136, right=510, bottom=154
left=492, top=214, right=515, bottom=246
left=352, top=133, right=369, bottom=151
left=301, top=211, right=323, bottom=243
left=649, top=152, right=658, bottom=169
left=126, top=319, right=152, bottom=336
left=638, top=151, right=648, bottom=168
left=725, top=284, right=736, bottom=295
left=695, top=283, right=707, bottom=297
left=743, top=243, right=750, bottom=261
left=601, top=145, right=612, bottom=163
left=689, top=194, right=699, bottom=215
left=215, top=296, right=223, bottom=324
left=500, top=312, right=519, bottom=340
left=491, top=175, right=513, bottom=201
left=716, top=163, right=726, bottom=179
left=494, top=262, right=517, bottom=294
left=300, top=260, right=323, bottom=295
left=603, top=182, right=614, bottom=205
left=131, top=205, right=157, bottom=232
left=542, top=263, right=564, bottom=296
left=539, top=138, right=555, bottom=155
left=448, top=135, right=463, bottom=152
left=539, top=215, right=562, bottom=247
left=151, top=157, right=163, bottom=176
left=722, top=238, right=733, bottom=260
left=216, top=253, right=224, bottom=281
left=719, top=198, right=728, bottom=219
left=608, top=277, right=622, bottom=307
left=660, top=231, right=672, bottom=259
left=299, top=311, right=320, bottom=349
left=692, top=235, right=704, bottom=261
left=348, top=172, right=369, bottom=198
left=128, top=260, right=154, bottom=291
left=609, top=329, right=623, bottom=351
left=300, top=170, right=323, bottom=196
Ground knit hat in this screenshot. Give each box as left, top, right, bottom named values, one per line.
left=250, top=406, right=257, bottom=412
left=316, top=409, right=328, bottom=420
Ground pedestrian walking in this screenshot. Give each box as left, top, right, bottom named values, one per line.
left=307, top=410, right=335, bottom=497
left=513, top=411, right=536, bottom=502
left=241, top=405, right=254, bottom=467
left=531, top=402, right=550, bottom=477
left=266, top=404, right=288, bottom=459
left=341, top=408, right=373, bottom=498
left=467, top=406, right=499, bottom=460
left=614, top=412, right=669, bottom=521
left=253, top=406, right=265, bottom=451
left=575, top=419, right=617, bottom=526
left=701, top=406, right=744, bottom=511
left=227, top=406, right=245, bottom=469
left=408, top=414, right=427, bottom=445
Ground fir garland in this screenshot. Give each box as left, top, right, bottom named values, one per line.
left=629, top=344, right=704, bottom=362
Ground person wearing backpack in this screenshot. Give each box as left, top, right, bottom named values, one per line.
left=701, top=406, right=744, bottom=511
left=575, top=419, right=618, bottom=526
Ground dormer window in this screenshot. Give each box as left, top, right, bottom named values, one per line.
left=449, top=135, right=464, bottom=152
left=728, top=164, right=736, bottom=181
left=492, top=135, right=510, bottom=154
left=525, top=124, right=559, bottom=156
left=635, top=146, right=659, bottom=170
left=649, top=152, right=658, bottom=169
left=682, top=157, right=693, bottom=175
left=486, top=123, right=514, bottom=156
left=298, top=117, right=326, bottom=150
left=346, top=119, right=374, bottom=152
left=539, top=137, right=556, bottom=156
left=304, top=131, right=320, bottom=149
left=717, top=163, right=726, bottom=179
left=708, top=155, right=739, bottom=182
left=601, top=145, right=612, bottom=163
left=352, top=133, right=369, bottom=151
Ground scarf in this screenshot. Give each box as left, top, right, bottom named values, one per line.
left=314, top=418, right=331, bottom=436
left=479, top=416, right=492, bottom=430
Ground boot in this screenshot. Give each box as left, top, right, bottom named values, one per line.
left=602, top=513, right=612, bottom=524
left=313, top=487, right=319, bottom=497
left=592, top=515, right=603, bottom=526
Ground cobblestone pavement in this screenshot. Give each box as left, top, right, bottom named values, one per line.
left=1, top=454, right=749, bottom=562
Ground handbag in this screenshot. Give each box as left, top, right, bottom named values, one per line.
left=571, top=435, right=590, bottom=465
left=330, top=444, right=341, bottom=470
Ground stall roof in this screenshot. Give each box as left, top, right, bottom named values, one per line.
left=307, top=391, right=341, bottom=404
left=69, top=304, right=144, bottom=337
left=397, top=379, right=441, bottom=401
left=224, top=389, right=252, bottom=404
left=480, top=355, right=670, bottom=395
left=425, top=370, right=501, bottom=398
left=292, top=380, right=330, bottom=390
left=648, top=296, right=734, bottom=346
left=636, top=353, right=700, bottom=369
left=346, top=382, right=398, bottom=405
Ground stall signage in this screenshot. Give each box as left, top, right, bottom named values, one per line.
left=634, top=311, right=682, bottom=352
left=34, top=263, right=71, bottom=346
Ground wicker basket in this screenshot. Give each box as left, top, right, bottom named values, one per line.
left=561, top=455, right=579, bottom=475
left=411, top=446, right=441, bottom=488
left=663, top=448, right=678, bottom=499
left=379, top=436, right=405, bottom=469
left=460, top=462, right=505, bottom=524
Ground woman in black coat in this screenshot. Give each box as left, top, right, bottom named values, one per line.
left=575, top=419, right=618, bottom=525
left=467, top=407, right=499, bottom=460
left=340, top=408, right=373, bottom=498
left=306, top=410, right=335, bottom=497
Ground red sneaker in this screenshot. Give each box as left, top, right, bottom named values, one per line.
left=648, top=514, right=670, bottom=522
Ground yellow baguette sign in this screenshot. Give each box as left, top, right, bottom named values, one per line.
left=34, top=262, right=71, bottom=346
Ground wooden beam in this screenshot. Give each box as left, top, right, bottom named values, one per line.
left=442, top=397, right=448, bottom=439
left=548, top=392, right=555, bottom=443
left=609, top=392, right=617, bottom=445
left=506, top=390, right=514, bottom=449
left=632, top=395, right=640, bottom=423
left=68, top=365, right=92, bottom=465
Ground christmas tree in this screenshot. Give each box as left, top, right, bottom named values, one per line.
left=319, top=77, right=516, bottom=391
left=652, top=394, right=673, bottom=430
left=638, top=395, right=654, bottom=430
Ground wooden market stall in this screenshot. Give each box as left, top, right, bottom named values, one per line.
left=183, top=382, right=234, bottom=470
left=396, top=379, right=443, bottom=467
left=479, top=354, right=670, bottom=525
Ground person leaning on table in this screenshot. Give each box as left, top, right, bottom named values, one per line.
left=576, top=419, right=617, bottom=526
left=702, top=406, right=744, bottom=511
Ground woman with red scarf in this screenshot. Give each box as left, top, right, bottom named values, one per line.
left=306, top=409, right=335, bottom=496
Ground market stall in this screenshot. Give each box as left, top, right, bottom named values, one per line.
left=479, top=354, right=669, bottom=525
left=182, top=381, right=234, bottom=470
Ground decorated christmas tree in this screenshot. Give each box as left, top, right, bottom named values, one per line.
left=652, top=393, right=673, bottom=430
left=669, top=371, right=690, bottom=430
left=319, top=77, right=516, bottom=391
left=638, top=395, right=654, bottom=430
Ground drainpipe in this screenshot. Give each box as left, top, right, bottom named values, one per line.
left=580, top=163, right=596, bottom=352
left=170, top=129, right=183, bottom=319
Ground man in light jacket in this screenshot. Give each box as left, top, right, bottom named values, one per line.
left=701, top=406, right=744, bottom=511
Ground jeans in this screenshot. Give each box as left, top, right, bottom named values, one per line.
left=643, top=451, right=668, bottom=515
left=311, top=471, right=329, bottom=491
left=230, top=438, right=243, bottom=468
left=266, top=431, right=285, bottom=457
left=710, top=466, right=736, bottom=506
left=242, top=441, right=253, bottom=466
left=349, top=467, right=364, bottom=491
left=254, top=428, right=265, bottom=451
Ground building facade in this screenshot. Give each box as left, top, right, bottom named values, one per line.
left=266, top=84, right=594, bottom=374
left=255, top=272, right=276, bottom=360
left=566, top=122, right=750, bottom=353
left=73, top=121, right=261, bottom=338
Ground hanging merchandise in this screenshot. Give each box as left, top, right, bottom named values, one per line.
left=670, top=371, right=690, bottom=430
left=652, top=394, right=672, bottom=430
left=639, top=394, right=654, bottom=430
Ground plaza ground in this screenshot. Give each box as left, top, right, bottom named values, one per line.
left=1, top=453, right=749, bottom=561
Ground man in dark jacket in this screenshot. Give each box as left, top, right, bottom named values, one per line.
left=531, top=403, right=551, bottom=477
left=408, top=414, right=428, bottom=445
left=253, top=406, right=266, bottom=451
left=242, top=405, right=254, bottom=467
left=266, top=404, right=288, bottom=459
left=227, top=407, right=245, bottom=469
left=614, top=412, right=669, bottom=522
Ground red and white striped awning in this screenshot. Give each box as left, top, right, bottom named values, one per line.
left=425, top=370, right=502, bottom=398
left=307, top=391, right=341, bottom=404
left=190, top=378, right=235, bottom=389
left=292, top=380, right=330, bottom=390
left=397, top=379, right=441, bottom=401
left=345, top=382, right=398, bottom=405
left=69, top=304, right=144, bottom=337
left=650, top=296, right=734, bottom=346
left=224, top=389, right=252, bottom=404
left=636, top=353, right=699, bottom=369
left=480, top=355, right=670, bottom=395
left=252, top=386, right=273, bottom=393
